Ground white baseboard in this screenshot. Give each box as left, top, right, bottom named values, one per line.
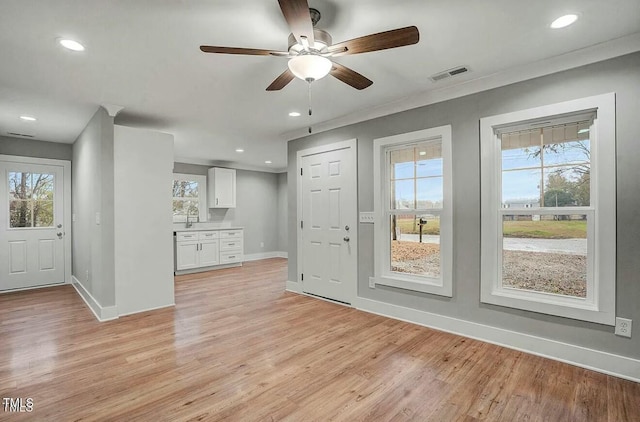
left=72, top=276, right=118, bottom=322
left=244, top=251, right=288, bottom=261
left=118, top=303, right=175, bottom=318
left=285, top=280, right=301, bottom=293
left=353, top=297, right=640, bottom=383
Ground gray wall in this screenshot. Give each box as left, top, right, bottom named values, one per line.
left=173, top=163, right=285, bottom=255
left=0, top=136, right=72, bottom=161
left=72, top=107, right=116, bottom=307
left=287, top=52, right=640, bottom=360
left=277, top=172, right=288, bottom=252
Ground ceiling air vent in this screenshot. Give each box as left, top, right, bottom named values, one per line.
left=429, top=65, right=470, bottom=82
left=7, top=132, right=35, bottom=138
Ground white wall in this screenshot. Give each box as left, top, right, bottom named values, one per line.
left=114, top=125, right=175, bottom=315
left=72, top=107, right=116, bottom=309
left=276, top=172, right=287, bottom=253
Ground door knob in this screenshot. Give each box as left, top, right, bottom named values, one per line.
left=57, top=232, right=63, bottom=239
left=343, top=236, right=350, bottom=242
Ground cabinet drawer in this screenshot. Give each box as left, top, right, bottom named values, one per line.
left=220, top=251, right=243, bottom=264
left=176, top=232, right=198, bottom=242
left=198, top=231, right=219, bottom=241
left=220, top=239, right=243, bottom=251
left=219, top=230, right=243, bottom=239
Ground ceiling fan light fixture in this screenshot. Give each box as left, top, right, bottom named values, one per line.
left=288, top=55, right=332, bottom=82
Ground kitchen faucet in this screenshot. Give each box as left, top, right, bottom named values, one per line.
left=186, top=208, right=197, bottom=228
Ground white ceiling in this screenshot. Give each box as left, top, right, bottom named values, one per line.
left=1, top=0, right=639, bottom=173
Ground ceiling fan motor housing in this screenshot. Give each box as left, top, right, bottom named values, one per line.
left=288, top=29, right=332, bottom=55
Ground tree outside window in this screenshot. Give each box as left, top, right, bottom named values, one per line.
left=9, top=172, right=54, bottom=228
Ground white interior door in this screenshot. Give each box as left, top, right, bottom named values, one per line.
left=0, top=159, right=67, bottom=291
left=299, top=140, right=357, bottom=304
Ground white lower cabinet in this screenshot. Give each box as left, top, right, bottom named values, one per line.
left=199, top=240, right=220, bottom=267
left=175, top=242, right=199, bottom=270
left=175, top=229, right=243, bottom=272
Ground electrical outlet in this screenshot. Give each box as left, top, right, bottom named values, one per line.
left=260, top=242, right=264, bottom=248
left=360, top=212, right=375, bottom=223
left=369, top=277, right=376, bottom=289
left=615, top=317, right=632, bottom=338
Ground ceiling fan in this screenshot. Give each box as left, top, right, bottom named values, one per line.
left=200, top=0, right=420, bottom=91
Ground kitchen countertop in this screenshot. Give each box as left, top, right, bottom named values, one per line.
left=173, top=226, right=243, bottom=233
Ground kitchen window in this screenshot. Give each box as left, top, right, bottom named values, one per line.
left=172, top=174, right=207, bottom=223
left=480, top=93, right=616, bottom=325
left=373, top=125, right=453, bottom=296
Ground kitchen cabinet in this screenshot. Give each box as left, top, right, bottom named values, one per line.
left=175, top=241, right=199, bottom=270
left=208, top=167, right=236, bottom=208
left=219, top=230, right=243, bottom=265
left=175, top=231, right=219, bottom=271
left=174, top=229, right=243, bottom=273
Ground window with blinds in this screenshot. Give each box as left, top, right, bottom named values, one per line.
left=480, top=94, right=616, bottom=325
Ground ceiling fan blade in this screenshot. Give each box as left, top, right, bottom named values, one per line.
left=330, top=26, right=419, bottom=56
left=330, top=62, right=373, bottom=90
left=278, top=0, right=315, bottom=45
left=266, top=69, right=295, bottom=91
left=200, top=46, right=288, bottom=56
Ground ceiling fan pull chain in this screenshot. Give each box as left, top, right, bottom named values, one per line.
left=308, top=79, right=313, bottom=133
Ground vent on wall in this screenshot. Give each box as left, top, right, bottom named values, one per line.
left=7, top=132, right=35, bottom=138
left=430, top=65, right=470, bottom=82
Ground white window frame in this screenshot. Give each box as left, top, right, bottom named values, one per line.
left=172, top=173, right=207, bottom=223
left=373, top=125, right=453, bottom=296
left=480, top=93, right=616, bottom=325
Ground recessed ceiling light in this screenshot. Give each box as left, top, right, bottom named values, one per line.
left=550, top=14, right=578, bottom=29
left=578, top=128, right=589, bottom=134
left=265, top=160, right=272, bottom=164
left=19, top=115, right=36, bottom=122
left=235, top=148, right=244, bottom=153
left=59, top=39, right=85, bottom=51
left=288, top=111, right=301, bottom=117
left=419, top=151, right=426, bottom=156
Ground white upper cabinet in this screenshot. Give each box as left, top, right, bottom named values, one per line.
left=208, top=167, right=236, bottom=208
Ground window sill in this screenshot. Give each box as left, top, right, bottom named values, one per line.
left=373, top=275, right=452, bottom=297
left=481, top=287, right=614, bottom=326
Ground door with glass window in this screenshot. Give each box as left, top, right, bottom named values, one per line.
left=0, top=161, right=65, bottom=290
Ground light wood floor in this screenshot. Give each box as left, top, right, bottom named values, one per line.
left=1, top=258, right=638, bottom=421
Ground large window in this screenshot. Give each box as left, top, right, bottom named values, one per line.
left=373, top=126, right=452, bottom=296
left=172, top=174, right=207, bottom=223
left=480, top=93, right=616, bottom=325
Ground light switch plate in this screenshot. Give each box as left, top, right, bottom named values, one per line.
left=359, top=212, right=374, bottom=223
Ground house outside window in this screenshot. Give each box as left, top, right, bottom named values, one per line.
left=373, top=125, right=453, bottom=296
left=480, top=93, right=616, bottom=325
left=172, top=173, right=207, bottom=223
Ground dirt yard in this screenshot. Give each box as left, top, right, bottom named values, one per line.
left=391, top=241, right=586, bottom=298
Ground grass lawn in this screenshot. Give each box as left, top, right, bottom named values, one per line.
left=396, top=217, right=440, bottom=235
left=503, top=220, right=587, bottom=239
left=396, top=216, right=586, bottom=239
